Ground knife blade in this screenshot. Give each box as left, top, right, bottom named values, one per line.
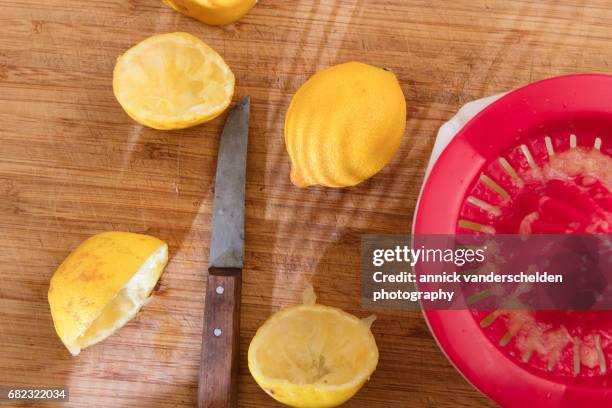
left=198, top=96, right=249, bottom=408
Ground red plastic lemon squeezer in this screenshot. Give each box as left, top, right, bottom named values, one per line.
left=414, top=74, right=612, bottom=407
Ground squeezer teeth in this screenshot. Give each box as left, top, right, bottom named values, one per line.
left=499, top=331, right=513, bottom=347
left=522, top=349, right=534, bottom=363
left=595, top=335, right=607, bottom=375
left=520, top=144, right=538, bottom=171
left=479, top=311, right=498, bottom=328
left=480, top=174, right=510, bottom=200
left=594, top=137, right=602, bottom=151
left=499, top=157, right=521, bottom=182
left=573, top=338, right=581, bottom=376
left=457, top=219, right=495, bottom=234
left=468, top=132, right=610, bottom=376
left=570, top=134, right=577, bottom=148
left=545, top=136, right=555, bottom=156
left=458, top=132, right=610, bottom=234
left=467, top=196, right=501, bottom=217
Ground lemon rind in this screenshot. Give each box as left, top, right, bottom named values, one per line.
left=63, top=243, right=168, bottom=355
left=162, top=0, right=257, bottom=26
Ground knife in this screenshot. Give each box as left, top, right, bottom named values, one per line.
left=198, top=96, right=249, bottom=408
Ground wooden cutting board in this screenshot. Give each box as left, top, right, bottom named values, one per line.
left=2, top=1, right=612, bottom=407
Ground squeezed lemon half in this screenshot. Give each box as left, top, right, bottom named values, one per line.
left=248, top=287, right=378, bottom=408
left=162, top=0, right=257, bottom=26
left=113, top=32, right=235, bottom=130
left=48, top=232, right=168, bottom=356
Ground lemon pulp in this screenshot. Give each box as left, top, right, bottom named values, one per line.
left=113, top=32, right=234, bottom=130
left=253, top=306, right=376, bottom=386
left=248, top=288, right=378, bottom=408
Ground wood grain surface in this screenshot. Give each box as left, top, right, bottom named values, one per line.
left=2, top=1, right=612, bottom=407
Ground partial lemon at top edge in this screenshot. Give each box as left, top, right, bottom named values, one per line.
left=113, top=32, right=235, bottom=130
left=248, top=286, right=378, bottom=408
left=48, top=231, right=169, bottom=356
left=284, top=61, right=407, bottom=188
left=162, top=0, right=257, bottom=26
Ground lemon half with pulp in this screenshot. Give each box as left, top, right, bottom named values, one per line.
left=113, top=32, right=235, bottom=130
left=48, top=231, right=168, bottom=356
left=248, top=287, right=378, bottom=407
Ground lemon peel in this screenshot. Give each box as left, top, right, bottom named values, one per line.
left=163, top=0, right=257, bottom=26
left=48, top=232, right=168, bottom=355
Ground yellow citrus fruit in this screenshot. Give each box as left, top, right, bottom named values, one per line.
left=113, top=32, right=235, bottom=130
left=48, top=231, right=168, bottom=356
left=248, top=287, right=378, bottom=408
left=285, top=61, right=407, bottom=188
left=162, top=0, right=256, bottom=26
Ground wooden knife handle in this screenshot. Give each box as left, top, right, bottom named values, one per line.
left=198, top=268, right=242, bottom=408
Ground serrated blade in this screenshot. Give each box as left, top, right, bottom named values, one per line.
left=208, top=96, right=249, bottom=270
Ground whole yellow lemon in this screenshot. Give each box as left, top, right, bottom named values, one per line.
left=285, top=61, right=406, bottom=188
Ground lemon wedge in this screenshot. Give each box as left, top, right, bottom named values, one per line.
left=248, top=287, right=378, bottom=408
left=48, top=232, right=168, bottom=356
left=162, top=0, right=257, bottom=26
left=113, top=32, right=235, bottom=130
